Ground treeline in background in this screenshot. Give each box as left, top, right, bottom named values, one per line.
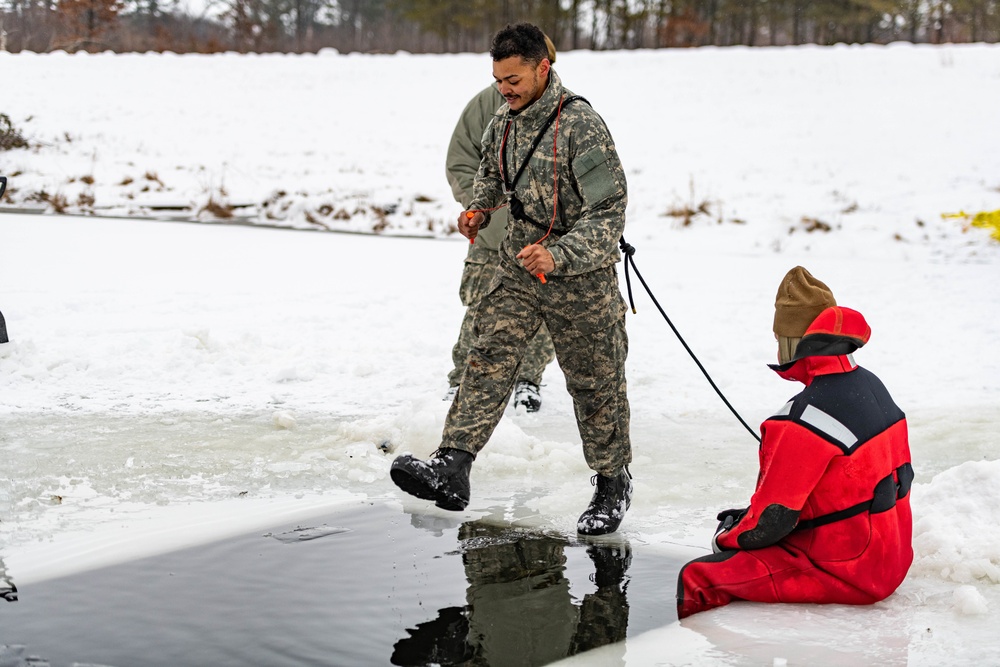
left=1, top=0, right=997, bottom=54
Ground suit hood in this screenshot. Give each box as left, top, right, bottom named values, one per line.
left=770, top=306, right=871, bottom=377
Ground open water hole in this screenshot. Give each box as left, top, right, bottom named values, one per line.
left=0, top=502, right=687, bottom=666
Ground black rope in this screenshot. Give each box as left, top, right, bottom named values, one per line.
left=618, top=237, right=762, bottom=444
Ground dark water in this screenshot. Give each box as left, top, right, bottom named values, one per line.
left=0, top=502, right=687, bottom=666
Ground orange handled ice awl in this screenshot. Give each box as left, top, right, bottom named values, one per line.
left=520, top=244, right=547, bottom=284
left=466, top=211, right=475, bottom=244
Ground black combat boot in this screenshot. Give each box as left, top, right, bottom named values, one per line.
left=390, top=448, right=474, bottom=511
left=513, top=380, right=541, bottom=413
left=588, top=543, right=632, bottom=589
left=576, top=468, right=632, bottom=536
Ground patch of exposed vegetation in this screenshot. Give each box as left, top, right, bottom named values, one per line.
left=199, top=197, right=233, bottom=219
left=661, top=178, right=739, bottom=226
left=664, top=200, right=713, bottom=226
left=797, top=216, right=833, bottom=233
left=77, top=192, right=96, bottom=209
left=0, top=114, right=29, bottom=151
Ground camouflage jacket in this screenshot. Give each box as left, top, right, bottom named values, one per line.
left=469, top=70, right=628, bottom=277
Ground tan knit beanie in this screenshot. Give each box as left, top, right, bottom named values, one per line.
left=773, top=266, right=837, bottom=338
left=544, top=34, right=557, bottom=64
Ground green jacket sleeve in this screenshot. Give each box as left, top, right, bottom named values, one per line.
left=547, top=111, right=628, bottom=276
left=446, top=85, right=504, bottom=208
left=468, top=118, right=508, bottom=224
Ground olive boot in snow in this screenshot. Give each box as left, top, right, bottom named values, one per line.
left=390, top=448, right=473, bottom=511
left=577, top=468, right=632, bottom=536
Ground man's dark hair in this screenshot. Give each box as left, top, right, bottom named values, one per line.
left=490, top=23, right=548, bottom=65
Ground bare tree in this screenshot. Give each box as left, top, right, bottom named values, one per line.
left=53, top=0, right=123, bottom=50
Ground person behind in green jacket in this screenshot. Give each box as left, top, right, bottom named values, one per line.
left=392, top=22, right=633, bottom=536
left=443, top=35, right=559, bottom=413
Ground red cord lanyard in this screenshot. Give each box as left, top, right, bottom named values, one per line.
left=498, top=120, right=514, bottom=188
left=467, top=94, right=569, bottom=284
left=497, top=94, right=567, bottom=245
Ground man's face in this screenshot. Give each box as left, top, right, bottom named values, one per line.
left=492, top=56, right=550, bottom=112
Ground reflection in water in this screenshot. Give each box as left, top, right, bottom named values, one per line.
left=0, top=556, right=17, bottom=602
left=391, top=521, right=631, bottom=666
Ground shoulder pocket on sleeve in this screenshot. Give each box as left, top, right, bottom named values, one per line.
left=574, top=149, right=618, bottom=205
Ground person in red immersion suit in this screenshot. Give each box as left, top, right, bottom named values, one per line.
left=676, top=266, right=913, bottom=619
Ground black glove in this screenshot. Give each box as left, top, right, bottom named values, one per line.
left=716, top=507, right=748, bottom=524
left=712, top=507, right=747, bottom=553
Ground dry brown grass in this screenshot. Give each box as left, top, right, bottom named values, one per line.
left=0, top=113, right=29, bottom=151
left=799, top=216, right=832, bottom=233
left=304, top=210, right=331, bottom=230
left=49, top=193, right=69, bottom=213
left=25, top=190, right=69, bottom=212
left=199, top=197, right=233, bottom=219
left=664, top=200, right=713, bottom=226
left=371, top=206, right=389, bottom=233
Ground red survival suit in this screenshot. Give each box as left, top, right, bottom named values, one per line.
left=677, top=306, right=913, bottom=619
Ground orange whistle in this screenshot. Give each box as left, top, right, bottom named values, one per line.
left=536, top=274, right=547, bottom=284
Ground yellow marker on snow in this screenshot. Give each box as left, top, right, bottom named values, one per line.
left=943, top=209, right=1000, bottom=241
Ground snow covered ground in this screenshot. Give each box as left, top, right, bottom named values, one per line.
left=2, top=43, right=1000, bottom=664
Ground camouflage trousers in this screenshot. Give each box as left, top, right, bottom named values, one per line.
left=448, top=251, right=555, bottom=388
left=442, top=261, right=631, bottom=476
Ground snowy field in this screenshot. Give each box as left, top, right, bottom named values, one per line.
left=2, top=44, right=1000, bottom=665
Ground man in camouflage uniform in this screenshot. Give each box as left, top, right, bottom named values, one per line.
left=390, top=521, right=631, bottom=664
left=392, top=22, right=633, bottom=536
left=443, top=34, right=559, bottom=413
